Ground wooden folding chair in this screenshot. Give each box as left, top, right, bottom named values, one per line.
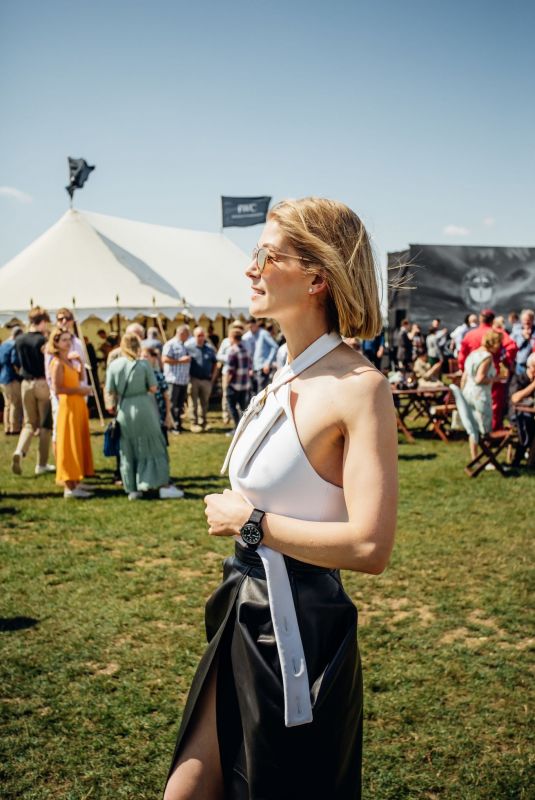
left=450, top=385, right=513, bottom=477
left=464, top=429, right=514, bottom=477
left=428, top=399, right=456, bottom=443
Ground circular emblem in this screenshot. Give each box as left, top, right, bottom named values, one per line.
left=462, top=266, right=497, bottom=308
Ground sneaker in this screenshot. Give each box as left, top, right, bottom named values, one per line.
left=77, top=482, right=96, bottom=491
left=128, top=491, right=143, bottom=501
left=35, top=464, right=56, bottom=475
left=159, top=485, right=184, bottom=500
left=190, top=424, right=202, bottom=433
left=64, top=487, right=93, bottom=499
left=11, top=452, right=22, bottom=475
left=225, top=430, right=235, bottom=437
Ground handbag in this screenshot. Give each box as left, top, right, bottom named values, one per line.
left=103, top=361, right=138, bottom=457
left=103, top=419, right=121, bottom=457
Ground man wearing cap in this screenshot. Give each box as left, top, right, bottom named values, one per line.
left=458, top=309, right=518, bottom=430
left=142, top=326, right=164, bottom=354
left=0, top=326, right=24, bottom=435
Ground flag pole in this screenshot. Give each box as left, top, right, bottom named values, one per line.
left=72, top=297, right=105, bottom=428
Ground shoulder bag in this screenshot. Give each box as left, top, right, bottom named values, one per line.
left=103, top=361, right=138, bottom=457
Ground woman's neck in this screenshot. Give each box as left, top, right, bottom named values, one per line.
left=279, top=313, right=331, bottom=363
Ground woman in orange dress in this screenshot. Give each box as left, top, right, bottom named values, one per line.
left=47, top=328, right=95, bottom=499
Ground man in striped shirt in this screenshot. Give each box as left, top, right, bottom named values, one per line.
left=162, top=325, right=191, bottom=433
left=226, top=328, right=252, bottom=432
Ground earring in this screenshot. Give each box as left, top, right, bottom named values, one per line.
left=308, top=288, right=313, bottom=294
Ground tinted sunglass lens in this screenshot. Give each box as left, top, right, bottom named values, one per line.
left=257, top=248, right=267, bottom=270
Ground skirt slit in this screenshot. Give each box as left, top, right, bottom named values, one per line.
left=165, top=545, right=363, bottom=800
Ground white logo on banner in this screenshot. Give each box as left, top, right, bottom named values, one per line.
left=462, top=266, right=497, bottom=307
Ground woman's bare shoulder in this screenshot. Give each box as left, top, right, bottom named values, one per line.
left=324, top=347, right=392, bottom=414
left=326, top=344, right=383, bottom=381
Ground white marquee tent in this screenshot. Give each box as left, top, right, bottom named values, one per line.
left=0, top=209, right=251, bottom=324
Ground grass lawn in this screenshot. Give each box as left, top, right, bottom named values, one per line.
left=1, top=418, right=533, bottom=799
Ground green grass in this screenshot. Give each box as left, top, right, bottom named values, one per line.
left=1, top=418, right=534, bottom=799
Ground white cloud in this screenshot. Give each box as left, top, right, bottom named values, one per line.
left=482, top=216, right=495, bottom=227
left=443, top=224, right=470, bottom=237
left=0, top=186, right=33, bottom=204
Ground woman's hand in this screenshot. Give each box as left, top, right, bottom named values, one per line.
left=165, top=412, right=175, bottom=430
left=204, top=489, right=253, bottom=536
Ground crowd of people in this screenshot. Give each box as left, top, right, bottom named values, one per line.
left=390, top=307, right=535, bottom=461
left=0, top=308, right=293, bottom=500
left=2, top=303, right=534, bottom=493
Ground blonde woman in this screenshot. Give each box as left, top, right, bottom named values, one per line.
left=164, top=198, right=398, bottom=800
left=461, top=329, right=503, bottom=459
left=47, top=328, right=94, bottom=499
left=105, top=334, right=180, bottom=500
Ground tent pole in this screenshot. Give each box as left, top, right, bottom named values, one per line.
left=155, top=314, right=167, bottom=343
left=73, top=313, right=105, bottom=428
left=115, top=295, right=121, bottom=339
left=152, top=297, right=167, bottom=342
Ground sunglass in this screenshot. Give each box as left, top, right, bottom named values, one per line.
left=252, top=246, right=311, bottom=274
left=57, top=316, right=73, bottom=322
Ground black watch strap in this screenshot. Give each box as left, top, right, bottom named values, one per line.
left=248, top=508, right=265, bottom=526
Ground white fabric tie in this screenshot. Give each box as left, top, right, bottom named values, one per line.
left=222, top=331, right=343, bottom=727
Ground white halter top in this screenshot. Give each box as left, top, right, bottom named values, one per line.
left=223, top=332, right=348, bottom=727
left=229, top=380, right=347, bottom=522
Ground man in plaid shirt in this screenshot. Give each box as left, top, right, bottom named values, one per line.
left=162, top=325, right=191, bottom=433
left=226, top=328, right=252, bottom=431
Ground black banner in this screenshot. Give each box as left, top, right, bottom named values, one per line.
left=222, top=196, right=271, bottom=228
left=389, top=244, right=535, bottom=329
left=66, top=157, right=95, bottom=199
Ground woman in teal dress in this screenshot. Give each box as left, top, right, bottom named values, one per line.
left=105, top=333, right=179, bottom=500
left=461, top=329, right=502, bottom=458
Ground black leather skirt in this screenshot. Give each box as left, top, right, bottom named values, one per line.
left=165, top=543, right=363, bottom=800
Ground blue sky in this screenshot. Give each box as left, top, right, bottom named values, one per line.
left=1, top=0, right=534, bottom=280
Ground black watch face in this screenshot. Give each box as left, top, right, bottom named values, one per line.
left=241, top=523, right=262, bottom=546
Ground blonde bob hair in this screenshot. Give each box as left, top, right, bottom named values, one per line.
left=482, top=330, right=503, bottom=350
left=45, top=326, right=72, bottom=356
left=268, top=197, right=382, bottom=338
left=120, top=333, right=141, bottom=360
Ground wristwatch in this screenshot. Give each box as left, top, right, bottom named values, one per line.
left=240, top=508, right=265, bottom=549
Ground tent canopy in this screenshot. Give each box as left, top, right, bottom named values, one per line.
left=0, top=209, right=251, bottom=323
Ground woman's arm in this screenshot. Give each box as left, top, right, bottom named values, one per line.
left=511, top=378, right=535, bottom=405
left=51, top=359, right=91, bottom=396
left=205, top=373, right=398, bottom=574
left=104, top=365, right=117, bottom=412
left=475, top=356, right=494, bottom=385
left=142, top=360, right=158, bottom=393
left=163, top=389, right=174, bottom=428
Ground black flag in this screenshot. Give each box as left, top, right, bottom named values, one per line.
left=66, top=158, right=95, bottom=199
left=222, top=196, right=271, bottom=228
